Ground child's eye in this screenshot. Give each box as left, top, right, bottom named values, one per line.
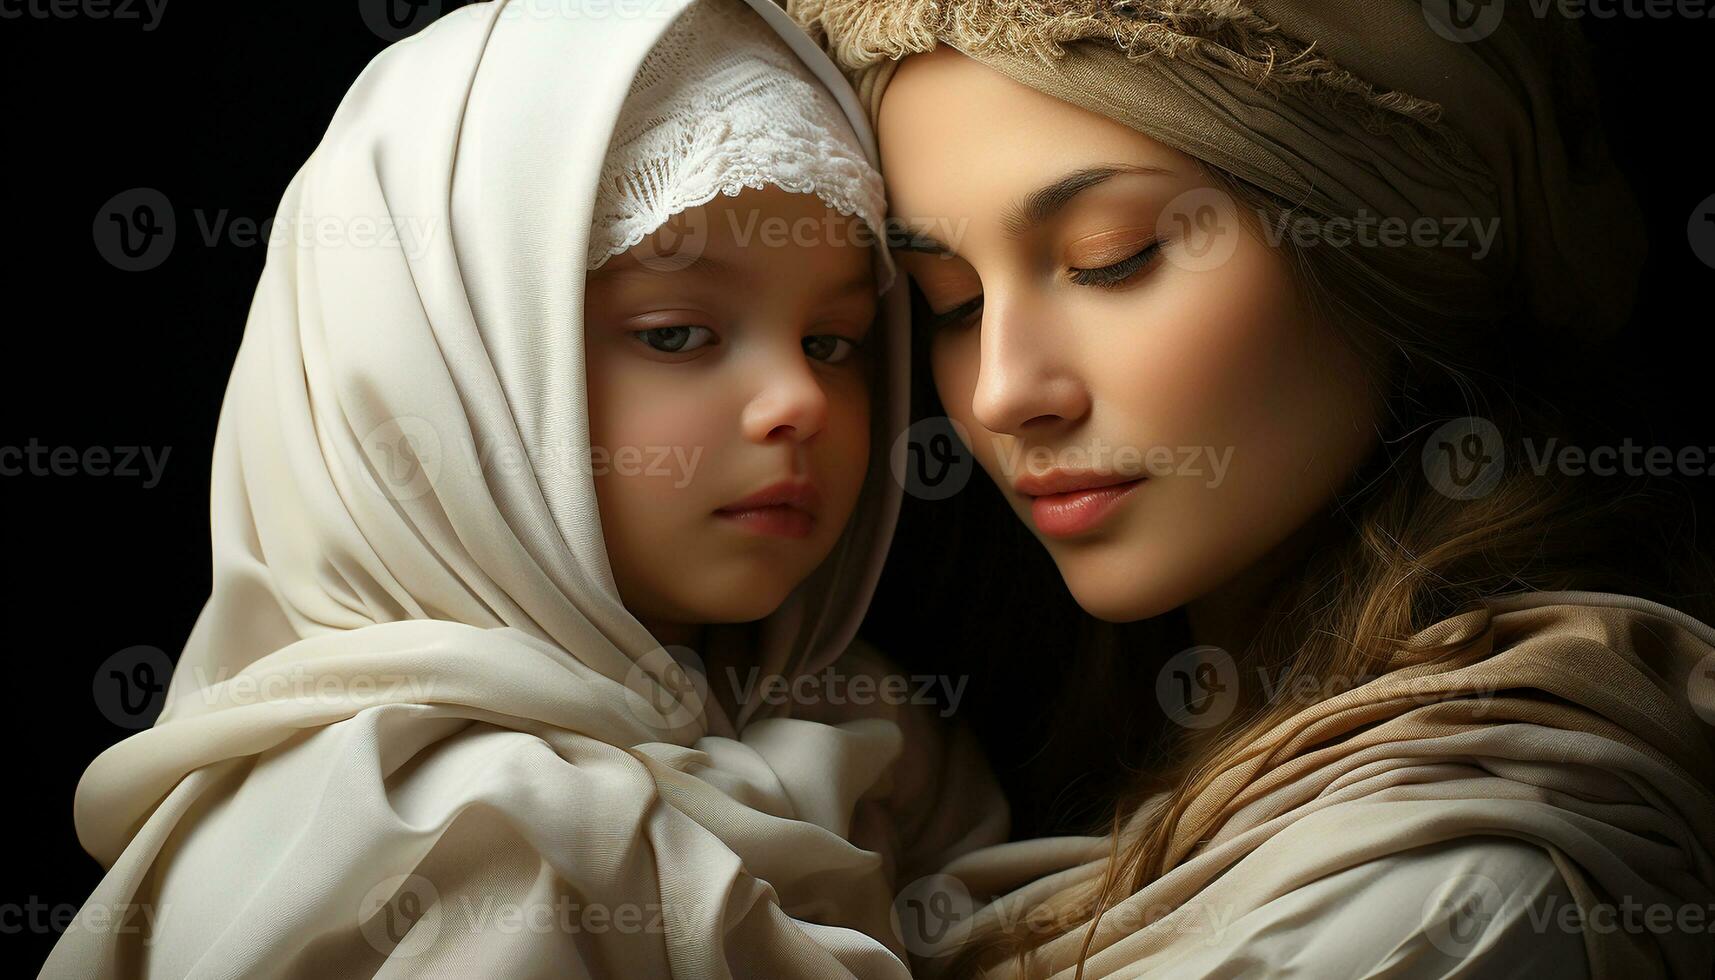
left=803, top=335, right=861, bottom=364
left=631, top=325, right=715, bottom=354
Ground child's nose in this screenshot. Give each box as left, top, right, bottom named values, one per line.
left=740, top=357, right=830, bottom=445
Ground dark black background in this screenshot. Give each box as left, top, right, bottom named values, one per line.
left=4, top=0, right=1713, bottom=973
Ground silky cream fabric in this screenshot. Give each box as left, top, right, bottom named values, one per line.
left=42, top=1, right=1007, bottom=977
left=921, top=592, right=1715, bottom=978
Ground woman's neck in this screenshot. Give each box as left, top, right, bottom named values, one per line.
left=1185, top=513, right=1330, bottom=658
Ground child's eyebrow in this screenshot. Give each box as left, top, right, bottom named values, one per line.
left=590, top=252, right=734, bottom=281
left=593, top=256, right=876, bottom=301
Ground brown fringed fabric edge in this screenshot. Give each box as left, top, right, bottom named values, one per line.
left=787, top=0, right=1488, bottom=179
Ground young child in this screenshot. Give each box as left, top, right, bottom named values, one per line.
left=580, top=0, right=895, bottom=718
left=42, top=1, right=1003, bottom=977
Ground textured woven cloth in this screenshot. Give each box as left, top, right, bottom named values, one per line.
left=788, top=0, right=1647, bottom=341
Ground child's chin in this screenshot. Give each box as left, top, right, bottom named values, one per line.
left=700, top=587, right=797, bottom=625
left=681, top=571, right=803, bottom=625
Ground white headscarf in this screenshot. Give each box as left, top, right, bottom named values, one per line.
left=41, top=1, right=982, bottom=976
left=588, top=0, right=894, bottom=293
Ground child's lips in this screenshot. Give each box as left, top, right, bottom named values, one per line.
left=713, top=479, right=819, bottom=539
left=714, top=479, right=820, bottom=514
left=713, top=505, right=815, bottom=539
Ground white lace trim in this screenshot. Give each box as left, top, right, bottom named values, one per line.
left=587, top=0, right=891, bottom=289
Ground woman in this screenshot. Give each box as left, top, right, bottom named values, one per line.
left=790, top=1, right=1715, bottom=977
left=41, top=0, right=1006, bottom=976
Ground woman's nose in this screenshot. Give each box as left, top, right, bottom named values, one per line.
left=969, top=296, right=1089, bottom=435
left=740, top=346, right=831, bottom=444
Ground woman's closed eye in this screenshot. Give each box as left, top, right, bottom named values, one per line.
left=924, top=294, right=983, bottom=333
left=1067, top=239, right=1162, bottom=288
left=920, top=240, right=1165, bottom=332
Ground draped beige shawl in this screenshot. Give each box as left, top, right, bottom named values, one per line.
left=926, top=591, right=1715, bottom=977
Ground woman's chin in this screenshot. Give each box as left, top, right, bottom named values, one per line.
left=1053, top=548, right=1190, bottom=625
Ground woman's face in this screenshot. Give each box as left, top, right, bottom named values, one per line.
left=878, top=46, right=1383, bottom=623
left=583, top=184, right=877, bottom=643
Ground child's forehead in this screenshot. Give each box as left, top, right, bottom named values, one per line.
left=590, top=197, right=881, bottom=291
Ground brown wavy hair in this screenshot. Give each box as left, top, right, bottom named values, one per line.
left=865, top=160, right=1715, bottom=978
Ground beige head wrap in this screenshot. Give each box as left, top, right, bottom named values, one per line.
left=787, top=0, right=1647, bottom=341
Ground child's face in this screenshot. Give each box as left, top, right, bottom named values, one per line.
left=584, top=184, right=880, bottom=645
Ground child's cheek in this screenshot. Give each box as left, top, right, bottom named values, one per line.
left=598, top=375, right=729, bottom=500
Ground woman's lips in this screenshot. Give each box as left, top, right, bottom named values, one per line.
left=1026, top=478, right=1147, bottom=537
left=713, top=505, right=814, bottom=539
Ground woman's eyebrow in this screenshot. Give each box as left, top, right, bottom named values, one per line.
left=886, top=162, right=1176, bottom=255
left=1000, top=163, right=1174, bottom=239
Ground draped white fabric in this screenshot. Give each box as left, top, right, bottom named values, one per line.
left=40, top=2, right=1009, bottom=977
